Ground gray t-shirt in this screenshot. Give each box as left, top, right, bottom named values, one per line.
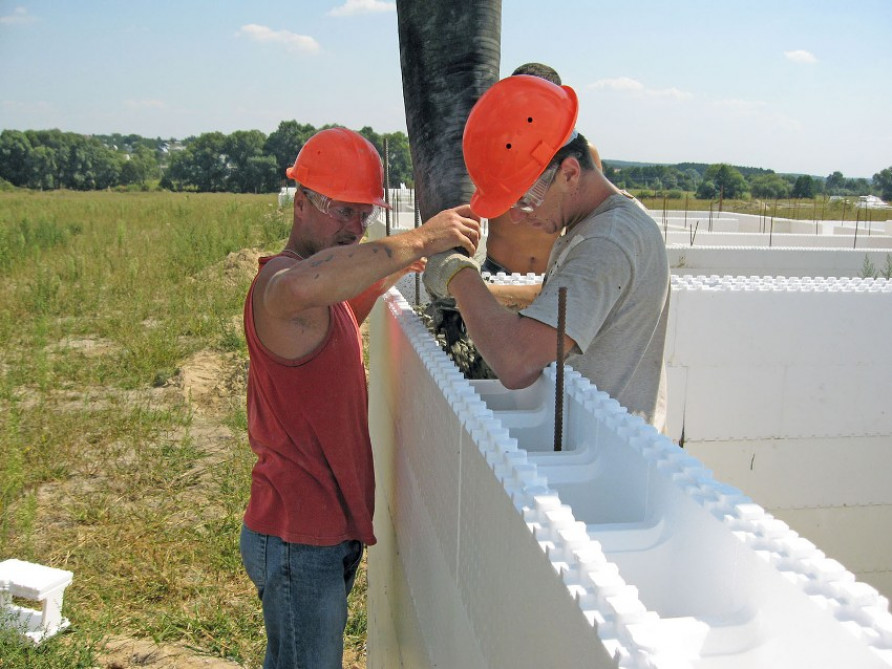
left=521, top=193, right=670, bottom=428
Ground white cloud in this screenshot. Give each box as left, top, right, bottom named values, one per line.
left=328, top=0, right=395, bottom=16
left=589, top=76, right=645, bottom=92
left=236, top=24, right=320, bottom=54
left=650, top=86, right=692, bottom=101
left=784, top=49, right=817, bottom=64
left=588, top=77, right=691, bottom=100
left=0, top=6, right=37, bottom=25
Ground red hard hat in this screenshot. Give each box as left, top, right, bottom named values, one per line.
left=463, top=75, right=579, bottom=218
left=286, top=127, right=389, bottom=208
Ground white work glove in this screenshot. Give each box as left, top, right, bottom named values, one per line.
left=422, top=250, right=480, bottom=300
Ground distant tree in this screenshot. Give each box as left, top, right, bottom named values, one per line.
left=791, top=175, right=816, bottom=198
left=243, top=155, right=280, bottom=193
left=682, top=168, right=701, bottom=191
left=750, top=173, right=792, bottom=199
left=119, top=145, right=160, bottom=186
left=24, top=145, right=58, bottom=189
left=161, top=133, right=228, bottom=192
left=698, top=164, right=747, bottom=199
left=357, top=126, right=399, bottom=188
left=264, top=121, right=318, bottom=185
left=844, top=177, right=871, bottom=196
left=65, top=135, right=122, bottom=190
left=185, top=132, right=229, bottom=192
left=825, top=171, right=846, bottom=195
left=695, top=180, right=718, bottom=199
left=224, top=130, right=268, bottom=193
left=0, top=130, right=33, bottom=186
left=381, top=131, right=413, bottom=188
left=161, top=150, right=192, bottom=191
left=873, top=166, right=892, bottom=202
left=661, top=171, right=678, bottom=190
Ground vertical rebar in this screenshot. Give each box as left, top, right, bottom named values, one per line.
left=414, top=194, right=421, bottom=305
left=554, top=287, right=567, bottom=452
left=854, top=206, right=860, bottom=249
left=384, top=137, right=391, bottom=237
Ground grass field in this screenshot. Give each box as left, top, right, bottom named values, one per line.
left=0, top=190, right=368, bottom=668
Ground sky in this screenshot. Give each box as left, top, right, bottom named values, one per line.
left=1, top=0, right=890, bottom=179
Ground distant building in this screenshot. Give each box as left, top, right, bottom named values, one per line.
left=858, top=194, right=890, bottom=208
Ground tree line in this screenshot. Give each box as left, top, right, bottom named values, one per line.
left=0, top=123, right=412, bottom=194
left=605, top=162, right=892, bottom=202
left=1, top=124, right=890, bottom=203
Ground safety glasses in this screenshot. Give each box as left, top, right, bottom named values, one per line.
left=512, top=163, right=559, bottom=213
left=301, top=187, right=382, bottom=230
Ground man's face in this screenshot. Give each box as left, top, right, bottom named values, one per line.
left=296, top=188, right=378, bottom=249
left=506, top=163, right=563, bottom=234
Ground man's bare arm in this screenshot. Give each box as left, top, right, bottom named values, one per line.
left=487, top=283, right=541, bottom=311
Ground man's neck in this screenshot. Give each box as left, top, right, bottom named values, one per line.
left=564, top=171, right=621, bottom=231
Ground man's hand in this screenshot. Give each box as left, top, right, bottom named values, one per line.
left=417, top=205, right=481, bottom=258
left=422, top=250, right=480, bottom=299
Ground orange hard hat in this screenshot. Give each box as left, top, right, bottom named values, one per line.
left=285, top=127, right=389, bottom=208
left=463, top=75, right=579, bottom=218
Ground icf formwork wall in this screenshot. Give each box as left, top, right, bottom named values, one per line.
left=366, top=288, right=892, bottom=669
left=664, top=275, right=892, bottom=602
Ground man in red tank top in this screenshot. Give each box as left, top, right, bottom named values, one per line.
left=240, top=127, right=481, bottom=669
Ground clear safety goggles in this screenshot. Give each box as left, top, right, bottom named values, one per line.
left=512, top=163, right=559, bottom=213
left=301, top=187, right=382, bottom=230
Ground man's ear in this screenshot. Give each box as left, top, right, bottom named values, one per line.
left=557, top=156, right=581, bottom=190
left=293, top=189, right=306, bottom=216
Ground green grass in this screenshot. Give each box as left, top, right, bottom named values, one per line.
left=0, top=190, right=368, bottom=667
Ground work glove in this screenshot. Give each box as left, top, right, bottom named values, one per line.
left=422, top=250, right=479, bottom=300
left=424, top=297, right=466, bottom=348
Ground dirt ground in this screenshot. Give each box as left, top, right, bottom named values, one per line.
left=99, top=635, right=365, bottom=669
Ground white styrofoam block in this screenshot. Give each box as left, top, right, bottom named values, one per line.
left=664, top=230, right=892, bottom=249
left=782, top=363, right=892, bottom=436
left=667, top=246, right=892, bottom=279
left=682, top=364, right=785, bottom=440
left=0, top=559, right=73, bottom=644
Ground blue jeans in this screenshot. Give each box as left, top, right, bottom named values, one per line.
left=240, top=524, right=364, bottom=669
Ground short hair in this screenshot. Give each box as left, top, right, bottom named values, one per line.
left=511, top=62, right=562, bottom=86
left=551, top=132, right=595, bottom=171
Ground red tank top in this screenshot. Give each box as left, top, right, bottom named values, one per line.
left=242, top=254, right=376, bottom=546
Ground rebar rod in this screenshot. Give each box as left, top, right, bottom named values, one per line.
left=554, top=287, right=567, bottom=452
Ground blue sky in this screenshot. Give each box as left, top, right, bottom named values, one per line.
left=1, top=0, right=890, bottom=178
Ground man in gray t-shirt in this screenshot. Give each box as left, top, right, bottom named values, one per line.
left=522, top=192, right=669, bottom=428
left=423, top=75, right=670, bottom=429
